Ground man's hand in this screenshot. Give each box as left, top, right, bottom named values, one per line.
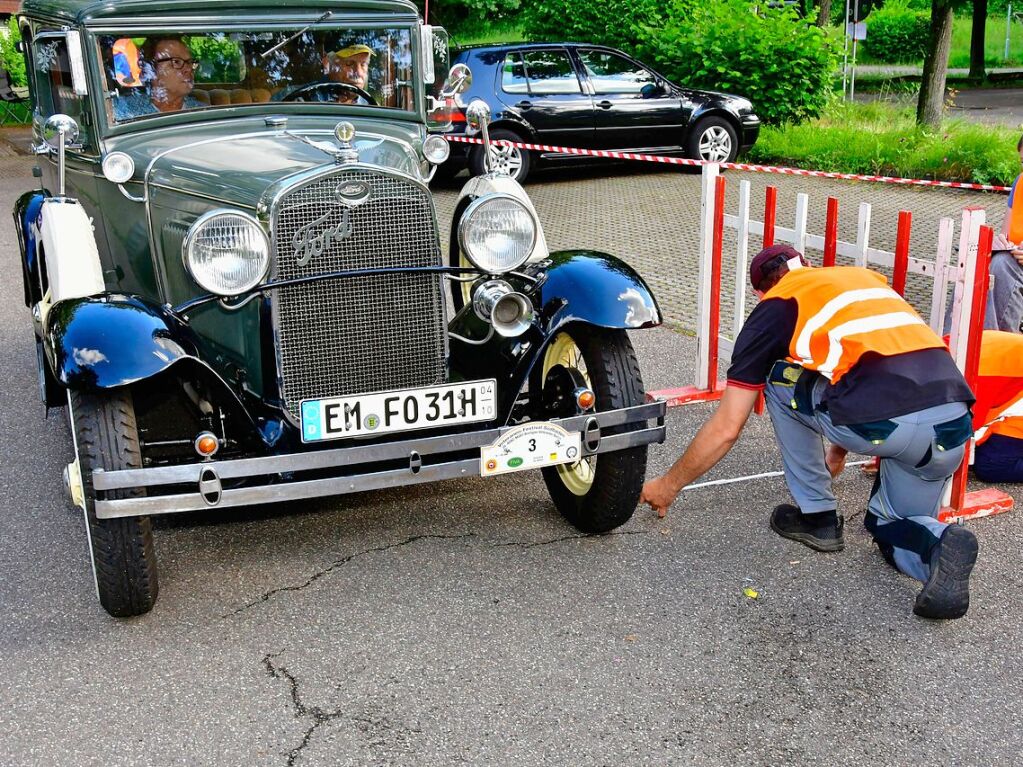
left=992, top=232, right=1013, bottom=252
left=640, top=476, right=680, bottom=519
left=825, top=444, right=848, bottom=478
left=1012, top=249, right=1023, bottom=266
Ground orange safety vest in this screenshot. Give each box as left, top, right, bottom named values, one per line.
left=972, top=330, right=1023, bottom=444
left=764, top=266, right=945, bottom=385
left=1010, top=174, right=1023, bottom=245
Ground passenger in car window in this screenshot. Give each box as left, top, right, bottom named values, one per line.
left=112, top=38, right=205, bottom=120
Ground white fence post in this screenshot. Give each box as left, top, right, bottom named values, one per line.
left=733, top=180, right=752, bottom=343
left=949, top=208, right=985, bottom=372
left=793, top=193, right=809, bottom=255
left=855, top=202, right=872, bottom=267
left=928, top=217, right=955, bottom=333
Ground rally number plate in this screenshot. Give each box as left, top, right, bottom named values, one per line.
left=481, top=422, right=583, bottom=477
left=301, top=379, right=497, bottom=443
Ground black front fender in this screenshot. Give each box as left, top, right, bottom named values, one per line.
left=44, top=294, right=202, bottom=391
left=449, top=250, right=661, bottom=421
left=14, top=191, right=46, bottom=308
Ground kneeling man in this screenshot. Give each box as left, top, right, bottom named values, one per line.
left=641, top=245, right=978, bottom=619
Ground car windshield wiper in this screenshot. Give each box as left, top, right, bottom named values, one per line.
left=259, top=10, right=334, bottom=59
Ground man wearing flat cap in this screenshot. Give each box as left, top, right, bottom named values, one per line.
left=640, top=244, right=980, bottom=620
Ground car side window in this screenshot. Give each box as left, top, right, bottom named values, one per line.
left=519, top=50, right=581, bottom=95
left=578, top=50, right=657, bottom=95
left=501, top=53, right=529, bottom=94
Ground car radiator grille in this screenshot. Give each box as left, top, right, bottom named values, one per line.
left=271, top=169, right=447, bottom=422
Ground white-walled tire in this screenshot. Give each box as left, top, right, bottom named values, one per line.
left=540, top=327, right=647, bottom=533
left=70, top=389, right=159, bottom=617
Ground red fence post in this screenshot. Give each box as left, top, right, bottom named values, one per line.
left=892, top=210, right=912, bottom=296
left=822, top=197, right=839, bottom=267
left=709, top=175, right=726, bottom=392
left=763, top=186, right=777, bottom=248
left=947, top=225, right=993, bottom=514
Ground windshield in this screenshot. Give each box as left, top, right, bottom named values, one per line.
left=95, top=27, right=416, bottom=124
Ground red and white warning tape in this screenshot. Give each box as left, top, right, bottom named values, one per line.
left=447, top=136, right=1011, bottom=193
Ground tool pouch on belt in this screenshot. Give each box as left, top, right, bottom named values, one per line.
left=769, top=361, right=819, bottom=415
left=932, top=412, right=973, bottom=452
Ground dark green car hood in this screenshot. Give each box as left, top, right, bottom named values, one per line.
left=108, top=115, right=426, bottom=209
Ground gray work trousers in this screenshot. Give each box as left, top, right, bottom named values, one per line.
left=943, top=252, right=1023, bottom=334
left=765, top=374, right=969, bottom=582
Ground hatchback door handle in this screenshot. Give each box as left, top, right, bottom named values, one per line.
left=597, top=100, right=613, bottom=110
left=515, top=100, right=532, bottom=110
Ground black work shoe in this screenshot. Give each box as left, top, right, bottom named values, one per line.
left=913, top=525, right=979, bottom=620
left=770, top=504, right=845, bottom=552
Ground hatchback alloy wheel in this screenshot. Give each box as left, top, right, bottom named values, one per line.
left=698, top=125, right=733, bottom=163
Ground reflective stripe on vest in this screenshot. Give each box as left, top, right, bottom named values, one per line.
left=765, top=266, right=944, bottom=384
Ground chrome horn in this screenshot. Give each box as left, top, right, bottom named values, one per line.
left=473, top=280, right=534, bottom=338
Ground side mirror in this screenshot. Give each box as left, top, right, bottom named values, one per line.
left=641, top=82, right=666, bottom=99
left=41, top=114, right=80, bottom=197
left=441, top=63, right=472, bottom=98
left=465, top=99, right=496, bottom=174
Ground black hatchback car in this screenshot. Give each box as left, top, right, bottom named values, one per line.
left=437, top=43, right=761, bottom=183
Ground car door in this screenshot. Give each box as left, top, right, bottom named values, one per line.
left=497, top=48, right=595, bottom=149
left=574, top=48, right=684, bottom=151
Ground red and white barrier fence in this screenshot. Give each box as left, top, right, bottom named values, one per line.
left=447, top=135, right=1013, bottom=193
left=644, top=162, right=1013, bottom=523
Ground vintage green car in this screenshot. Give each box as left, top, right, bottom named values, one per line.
left=12, top=0, right=666, bottom=617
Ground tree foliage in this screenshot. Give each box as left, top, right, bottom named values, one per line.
left=520, top=0, right=685, bottom=57
left=637, top=0, right=840, bottom=125
left=1, top=17, right=27, bottom=88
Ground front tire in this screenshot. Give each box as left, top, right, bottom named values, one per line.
left=469, top=128, right=532, bottom=183
left=70, top=389, right=159, bottom=617
left=540, top=327, right=647, bottom=534
left=686, top=116, right=738, bottom=164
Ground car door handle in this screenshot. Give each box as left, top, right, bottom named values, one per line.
left=515, top=100, right=532, bottom=110
left=597, top=100, right=613, bottom=110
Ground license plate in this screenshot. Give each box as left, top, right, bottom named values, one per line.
left=301, top=379, right=497, bottom=442
left=481, top=422, right=582, bottom=477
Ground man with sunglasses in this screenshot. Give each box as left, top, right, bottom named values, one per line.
left=112, top=38, right=203, bottom=120
left=640, top=244, right=979, bottom=620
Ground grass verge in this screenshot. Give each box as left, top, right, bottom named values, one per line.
left=747, top=100, right=1020, bottom=186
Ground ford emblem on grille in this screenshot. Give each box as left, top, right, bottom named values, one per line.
left=292, top=208, right=354, bottom=267
left=335, top=180, right=370, bottom=206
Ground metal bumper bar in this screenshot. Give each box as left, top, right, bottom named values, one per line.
left=92, top=401, right=667, bottom=519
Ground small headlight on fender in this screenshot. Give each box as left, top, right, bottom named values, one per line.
left=101, top=151, right=135, bottom=184
left=458, top=193, right=537, bottom=274
left=423, top=135, right=450, bottom=165
left=183, top=210, right=270, bottom=296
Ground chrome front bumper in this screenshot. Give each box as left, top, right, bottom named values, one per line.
left=92, top=401, right=667, bottom=519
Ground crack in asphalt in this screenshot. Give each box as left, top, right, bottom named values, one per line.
left=262, top=650, right=345, bottom=767
left=226, top=528, right=654, bottom=617
left=224, top=534, right=476, bottom=617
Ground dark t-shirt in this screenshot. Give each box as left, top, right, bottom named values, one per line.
left=726, top=297, right=975, bottom=425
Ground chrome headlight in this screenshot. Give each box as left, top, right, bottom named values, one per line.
left=101, top=151, right=135, bottom=183
left=458, top=194, right=537, bottom=273
left=183, top=210, right=270, bottom=296
left=423, top=134, right=450, bottom=165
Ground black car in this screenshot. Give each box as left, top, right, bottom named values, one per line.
left=436, top=42, right=761, bottom=183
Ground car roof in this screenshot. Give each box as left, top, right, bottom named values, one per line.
left=454, top=42, right=620, bottom=54
left=19, top=0, right=418, bottom=25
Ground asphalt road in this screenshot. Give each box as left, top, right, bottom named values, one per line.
left=1, top=151, right=1021, bottom=766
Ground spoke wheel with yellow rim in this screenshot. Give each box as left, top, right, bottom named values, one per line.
left=539, top=325, right=647, bottom=534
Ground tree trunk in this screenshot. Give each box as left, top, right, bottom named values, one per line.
left=817, top=0, right=833, bottom=27
left=969, top=0, right=988, bottom=80
left=917, top=0, right=956, bottom=128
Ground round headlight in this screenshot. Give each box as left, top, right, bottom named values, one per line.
left=458, top=194, right=537, bottom=273
left=423, top=135, right=450, bottom=165
left=101, top=152, right=135, bottom=184
left=183, top=210, right=270, bottom=296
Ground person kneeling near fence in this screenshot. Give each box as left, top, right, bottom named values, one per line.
left=971, top=330, right=1023, bottom=484
left=640, top=244, right=979, bottom=620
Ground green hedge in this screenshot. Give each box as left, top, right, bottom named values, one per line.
left=861, top=0, right=931, bottom=64
left=637, top=0, right=839, bottom=125
left=521, top=0, right=681, bottom=57
left=2, top=17, right=27, bottom=88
